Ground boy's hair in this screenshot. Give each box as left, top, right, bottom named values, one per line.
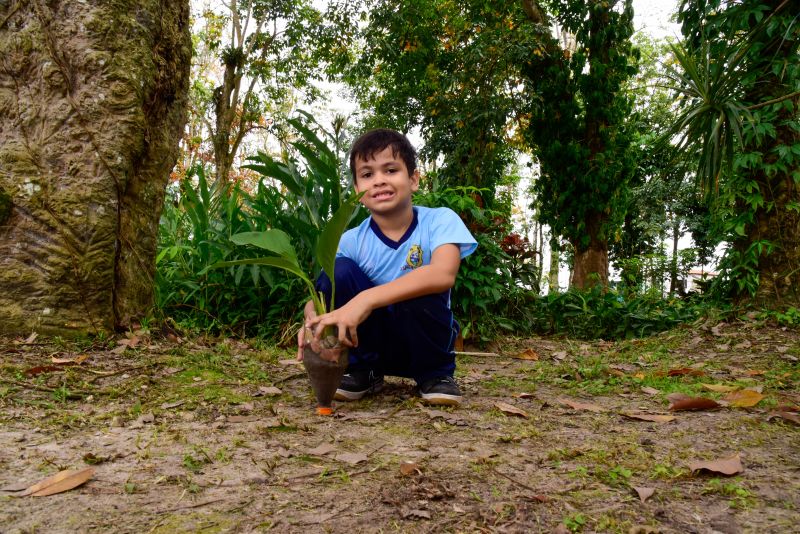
left=349, top=128, right=417, bottom=178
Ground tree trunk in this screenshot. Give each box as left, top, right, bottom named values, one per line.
left=570, top=212, right=609, bottom=289
left=669, top=215, right=680, bottom=296
left=0, top=0, right=191, bottom=336
left=548, top=235, right=560, bottom=293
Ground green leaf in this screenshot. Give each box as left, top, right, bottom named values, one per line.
left=316, top=194, right=363, bottom=298
left=231, top=230, right=298, bottom=263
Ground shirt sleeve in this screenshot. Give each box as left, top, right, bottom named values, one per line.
left=430, top=208, right=478, bottom=259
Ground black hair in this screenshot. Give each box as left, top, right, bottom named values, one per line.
left=348, top=128, right=417, bottom=179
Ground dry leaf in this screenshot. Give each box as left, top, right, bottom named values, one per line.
left=494, top=401, right=528, bottom=418
left=399, top=461, right=422, bottom=476
left=335, top=452, right=368, bottom=465
left=160, top=400, right=185, bottom=410
left=24, top=332, right=39, bottom=344
left=307, top=443, right=337, bottom=456
left=24, top=365, right=62, bottom=377
left=1, top=481, right=30, bottom=492
left=621, top=412, right=676, bottom=423
left=689, top=453, right=743, bottom=476
left=633, top=486, right=655, bottom=503
left=402, top=508, right=431, bottom=520
left=666, top=368, right=706, bottom=377
left=514, top=392, right=534, bottom=399
left=633, top=372, right=645, bottom=380
left=669, top=396, right=720, bottom=411
left=768, top=411, right=800, bottom=425
left=513, top=348, right=539, bottom=361
left=51, top=354, right=89, bottom=365
left=552, top=351, right=567, bottom=360
left=558, top=397, right=606, bottom=413
left=278, top=359, right=301, bottom=366
left=723, top=389, right=764, bottom=408
left=228, top=415, right=257, bottom=423
left=701, top=383, right=738, bottom=393
left=744, top=369, right=766, bottom=376
left=20, top=467, right=95, bottom=497
left=253, top=386, right=282, bottom=397
left=641, top=387, right=660, bottom=395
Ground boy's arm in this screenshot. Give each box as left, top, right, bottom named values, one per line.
left=305, top=243, right=461, bottom=348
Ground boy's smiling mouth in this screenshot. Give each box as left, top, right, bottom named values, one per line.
left=372, top=190, right=394, bottom=200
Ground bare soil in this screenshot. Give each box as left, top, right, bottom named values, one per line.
left=1, top=320, right=798, bottom=533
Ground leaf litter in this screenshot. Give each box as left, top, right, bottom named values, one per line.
left=1, top=324, right=797, bottom=532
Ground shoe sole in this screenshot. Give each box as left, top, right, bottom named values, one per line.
left=420, top=392, right=462, bottom=406
left=334, top=382, right=384, bottom=401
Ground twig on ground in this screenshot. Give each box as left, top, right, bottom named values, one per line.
left=154, top=498, right=227, bottom=514
left=489, top=466, right=539, bottom=493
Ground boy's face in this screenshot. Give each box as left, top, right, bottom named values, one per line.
left=353, top=146, right=419, bottom=217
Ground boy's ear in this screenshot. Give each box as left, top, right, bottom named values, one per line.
left=410, top=169, right=420, bottom=192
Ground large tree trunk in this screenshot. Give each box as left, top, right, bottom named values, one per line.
left=570, top=212, right=609, bottom=289
left=0, top=0, right=191, bottom=336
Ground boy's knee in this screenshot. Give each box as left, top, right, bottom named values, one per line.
left=332, top=257, right=364, bottom=284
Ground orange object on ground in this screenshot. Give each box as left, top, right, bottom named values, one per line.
left=316, top=406, right=333, bottom=416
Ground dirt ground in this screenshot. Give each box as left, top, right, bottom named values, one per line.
left=1, top=319, right=798, bottom=533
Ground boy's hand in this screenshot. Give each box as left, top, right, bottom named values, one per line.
left=306, top=294, right=372, bottom=349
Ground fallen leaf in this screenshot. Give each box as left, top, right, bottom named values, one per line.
left=723, top=389, right=764, bottom=408
left=19, top=467, right=95, bottom=497
left=633, top=372, right=646, bottom=380
left=253, top=386, right=282, bottom=397
left=160, top=400, right=185, bottom=410
left=402, top=508, right=431, bottom=520
left=689, top=453, right=743, bottom=476
left=399, top=461, right=422, bottom=476
left=25, top=332, right=39, bottom=344
left=767, top=411, right=800, bottom=425
left=621, top=412, right=676, bottom=423
left=513, top=348, right=539, bottom=361
left=558, top=397, right=607, bottom=413
left=228, top=415, right=257, bottom=423
left=633, top=486, right=655, bottom=503
left=494, top=401, right=528, bottom=418
left=666, top=368, right=706, bottom=377
left=278, top=359, right=301, bottom=366
left=335, top=452, right=368, bottom=465
left=666, top=392, right=690, bottom=403
left=553, top=524, right=571, bottom=534
left=0, top=481, right=30, bottom=492
left=111, top=345, right=127, bottom=355
left=641, top=387, right=660, bottom=395
left=24, top=365, right=63, bottom=377
left=552, top=351, right=567, bottom=360
left=307, top=443, right=337, bottom=456
left=514, top=392, right=535, bottom=399
left=701, top=383, right=738, bottom=393
left=51, top=354, right=89, bottom=365
left=669, top=396, right=720, bottom=411
left=732, top=340, right=752, bottom=350
left=744, top=369, right=766, bottom=376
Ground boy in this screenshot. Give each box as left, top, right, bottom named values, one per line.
left=299, top=129, right=476, bottom=406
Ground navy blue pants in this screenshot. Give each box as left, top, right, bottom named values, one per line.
left=315, top=257, right=458, bottom=384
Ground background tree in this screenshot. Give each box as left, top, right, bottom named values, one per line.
left=671, top=0, right=800, bottom=306
left=0, top=0, right=191, bottom=335
left=344, top=0, right=542, bottom=199
left=522, top=0, right=640, bottom=289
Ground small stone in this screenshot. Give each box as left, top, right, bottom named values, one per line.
left=110, top=416, right=124, bottom=427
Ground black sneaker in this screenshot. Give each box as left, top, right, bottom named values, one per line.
left=419, top=376, right=462, bottom=406
left=334, top=370, right=384, bottom=401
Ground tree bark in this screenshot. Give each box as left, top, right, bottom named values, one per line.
left=570, top=212, right=609, bottom=289
left=0, top=0, right=191, bottom=336
left=669, top=215, right=680, bottom=296
left=548, top=235, right=560, bottom=293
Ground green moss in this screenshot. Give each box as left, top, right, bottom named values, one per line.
left=0, top=185, right=11, bottom=225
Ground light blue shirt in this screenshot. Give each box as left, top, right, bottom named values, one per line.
left=337, top=206, right=477, bottom=286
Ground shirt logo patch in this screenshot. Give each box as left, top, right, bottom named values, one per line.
left=403, top=244, right=424, bottom=271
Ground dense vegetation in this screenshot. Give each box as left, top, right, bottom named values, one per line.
left=155, top=0, right=800, bottom=343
